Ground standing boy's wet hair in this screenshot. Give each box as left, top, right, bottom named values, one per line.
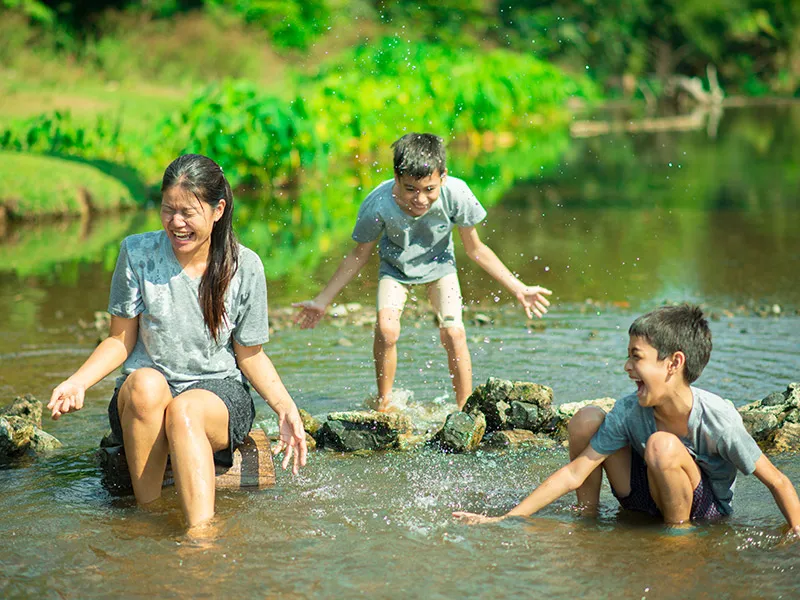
left=628, top=304, right=712, bottom=383
left=392, top=133, right=447, bottom=179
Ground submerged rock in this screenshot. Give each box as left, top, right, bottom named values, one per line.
left=463, top=377, right=555, bottom=433
left=317, top=410, right=413, bottom=452
left=0, top=395, right=61, bottom=459
left=430, top=411, right=486, bottom=453
left=738, top=383, right=800, bottom=453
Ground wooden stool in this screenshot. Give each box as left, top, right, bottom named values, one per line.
left=96, top=429, right=275, bottom=496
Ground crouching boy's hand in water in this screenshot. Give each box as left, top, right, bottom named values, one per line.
left=452, top=512, right=507, bottom=525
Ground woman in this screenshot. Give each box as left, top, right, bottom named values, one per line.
left=48, top=154, right=307, bottom=529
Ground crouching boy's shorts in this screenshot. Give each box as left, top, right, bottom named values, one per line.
left=377, top=273, right=464, bottom=329
left=612, top=450, right=724, bottom=521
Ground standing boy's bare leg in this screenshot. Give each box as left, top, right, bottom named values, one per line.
left=374, top=308, right=402, bottom=411
left=568, top=406, right=632, bottom=513
left=644, top=432, right=702, bottom=524
left=439, top=326, right=472, bottom=409
left=116, top=368, right=173, bottom=505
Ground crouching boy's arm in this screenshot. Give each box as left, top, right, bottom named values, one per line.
left=752, top=454, right=800, bottom=537
left=453, top=447, right=608, bottom=524
left=458, top=226, right=552, bottom=319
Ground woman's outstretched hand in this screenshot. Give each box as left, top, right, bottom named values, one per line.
left=47, top=380, right=86, bottom=420
left=452, top=511, right=506, bottom=525
left=515, top=285, right=552, bottom=319
left=292, top=300, right=327, bottom=329
left=273, top=407, right=308, bottom=475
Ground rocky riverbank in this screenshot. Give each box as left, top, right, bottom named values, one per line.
left=295, top=379, right=800, bottom=456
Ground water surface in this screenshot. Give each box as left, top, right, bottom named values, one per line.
left=1, top=106, right=799, bottom=598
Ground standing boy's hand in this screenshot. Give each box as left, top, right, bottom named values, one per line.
left=515, top=285, right=553, bottom=319
left=292, top=300, right=327, bottom=329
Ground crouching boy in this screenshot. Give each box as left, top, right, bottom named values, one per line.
left=454, top=304, right=800, bottom=535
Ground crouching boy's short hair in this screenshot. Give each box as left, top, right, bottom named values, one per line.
left=628, top=304, right=712, bottom=383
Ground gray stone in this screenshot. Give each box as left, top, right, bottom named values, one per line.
left=482, top=429, right=557, bottom=450
left=29, top=428, right=63, bottom=452
left=740, top=411, right=780, bottom=442
left=0, top=416, right=35, bottom=458
left=430, top=411, right=486, bottom=453
left=548, top=397, right=617, bottom=441
left=507, top=401, right=539, bottom=430
left=298, top=408, right=322, bottom=437
left=318, top=420, right=398, bottom=452
left=1, top=394, right=43, bottom=428
left=738, top=382, right=800, bottom=453
left=464, top=378, right=555, bottom=433
left=317, top=410, right=412, bottom=452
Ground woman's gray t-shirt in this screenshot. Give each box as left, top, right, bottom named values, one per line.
left=108, top=231, right=270, bottom=394
left=590, top=387, right=763, bottom=514
left=351, top=176, right=487, bottom=284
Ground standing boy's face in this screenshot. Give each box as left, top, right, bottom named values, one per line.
left=624, top=335, right=673, bottom=407
left=393, top=170, right=446, bottom=217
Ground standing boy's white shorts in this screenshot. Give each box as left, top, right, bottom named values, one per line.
left=377, top=273, right=464, bottom=329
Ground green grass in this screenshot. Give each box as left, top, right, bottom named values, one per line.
left=0, top=151, right=138, bottom=218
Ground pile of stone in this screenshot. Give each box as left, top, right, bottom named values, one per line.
left=431, top=377, right=558, bottom=453
left=739, top=383, right=800, bottom=454
left=306, top=409, right=414, bottom=453
left=293, top=380, right=800, bottom=456
left=0, top=395, right=62, bottom=460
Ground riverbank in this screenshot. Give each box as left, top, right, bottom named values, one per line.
left=0, top=152, right=137, bottom=223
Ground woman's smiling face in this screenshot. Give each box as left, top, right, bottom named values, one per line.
left=160, top=186, right=224, bottom=258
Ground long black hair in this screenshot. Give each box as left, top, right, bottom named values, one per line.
left=161, top=154, right=238, bottom=342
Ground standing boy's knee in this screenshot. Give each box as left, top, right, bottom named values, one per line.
left=375, top=315, right=401, bottom=346
left=439, top=324, right=466, bottom=347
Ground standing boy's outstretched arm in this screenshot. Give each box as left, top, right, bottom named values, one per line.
left=454, top=446, right=607, bottom=524
left=458, top=226, right=552, bottom=319
left=752, top=454, right=800, bottom=537
left=293, top=240, right=377, bottom=329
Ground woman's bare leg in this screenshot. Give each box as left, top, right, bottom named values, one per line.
left=117, top=368, right=173, bottom=505
left=165, top=389, right=230, bottom=528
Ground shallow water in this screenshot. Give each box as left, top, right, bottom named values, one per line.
left=2, top=106, right=800, bottom=598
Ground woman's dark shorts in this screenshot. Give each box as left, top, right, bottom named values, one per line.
left=108, top=377, right=256, bottom=468
left=611, top=450, right=724, bottom=522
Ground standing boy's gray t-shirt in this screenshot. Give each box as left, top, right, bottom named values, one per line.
left=108, top=231, right=270, bottom=394
left=590, top=387, right=763, bottom=514
left=351, top=176, right=487, bottom=284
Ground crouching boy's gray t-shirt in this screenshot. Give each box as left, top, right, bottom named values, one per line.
left=351, top=176, right=487, bottom=284
left=108, top=231, right=270, bottom=394
left=590, top=387, right=763, bottom=514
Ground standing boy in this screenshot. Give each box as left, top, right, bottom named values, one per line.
left=294, top=133, right=552, bottom=411
left=454, top=304, right=800, bottom=535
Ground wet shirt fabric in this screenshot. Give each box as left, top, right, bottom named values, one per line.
left=351, top=176, right=487, bottom=284
left=590, top=387, right=763, bottom=514
left=108, top=231, right=270, bottom=394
